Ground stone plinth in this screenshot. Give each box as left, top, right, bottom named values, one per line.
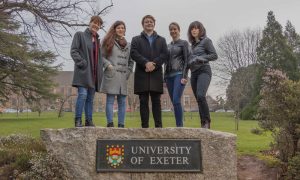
left=41, top=128, right=237, bottom=180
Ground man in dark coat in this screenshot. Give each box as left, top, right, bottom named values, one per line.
left=130, top=15, right=168, bottom=128
left=70, top=16, right=104, bottom=127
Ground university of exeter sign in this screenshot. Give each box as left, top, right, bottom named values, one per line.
left=41, top=128, right=237, bottom=180
left=96, top=139, right=202, bottom=172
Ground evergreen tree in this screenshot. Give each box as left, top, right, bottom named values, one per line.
left=285, top=21, right=300, bottom=53
left=257, top=11, right=299, bottom=81
left=284, top=20, right=300, bottom=67
left=0, top=11, right=60, bottom=103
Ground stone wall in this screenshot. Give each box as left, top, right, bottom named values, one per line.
left=41, top=128, right=237, bottom=180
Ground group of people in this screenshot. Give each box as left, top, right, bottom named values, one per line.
left=70, top=15, right=218, bottom=129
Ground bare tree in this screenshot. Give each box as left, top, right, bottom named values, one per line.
left=127, top=73, right=139, bottom=112
left=57, top=93, right=76, bottom=118
left=0, top=0, right=114, bottom=47
left=0, top=0, right=114, bottom=107
left=214, top=28, right=261, bottom=85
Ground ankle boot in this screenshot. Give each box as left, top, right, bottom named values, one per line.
left=75, top=118, right=83, bottom=127
left=202, top=119, right=211, bottom=129
left=85, top=119, right=95, bottom=127
left=118, top=124, right=124, bottom=128
left=107, top=122, right=114, bottom=127
left=201, top=120, right=205, bottom=128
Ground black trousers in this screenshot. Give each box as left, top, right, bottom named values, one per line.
left=139, top=91, right=162, bottom=128
left=190, top=65, right=212, bottom=124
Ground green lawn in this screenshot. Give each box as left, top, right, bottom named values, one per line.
left=0, top=111, right=272, bottom=155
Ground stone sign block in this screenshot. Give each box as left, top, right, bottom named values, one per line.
left=41, top=128, right=237, bottom=180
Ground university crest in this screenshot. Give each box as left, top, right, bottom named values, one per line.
left=106, top=145, right=124, bottom=168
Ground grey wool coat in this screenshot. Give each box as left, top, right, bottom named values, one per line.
left=100, top=41, right=134, bottom=95
left=70, top=28, right=104, bottom=92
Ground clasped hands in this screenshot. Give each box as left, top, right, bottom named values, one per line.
left=107, top=64, right=113, bottom=70
left=145, top=62, right=156, bottom=72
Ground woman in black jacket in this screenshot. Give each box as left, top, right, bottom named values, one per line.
left=165, top=22, right=189, bottom=127
left=187, top=21, right=218, bottom=129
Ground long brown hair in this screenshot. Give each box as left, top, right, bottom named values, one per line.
left=187, top=21, right=206, bottom=43
left=102, top=21, right=126, bottom=57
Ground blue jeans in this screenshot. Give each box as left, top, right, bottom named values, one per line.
left=75, top=87, right=95, bottom=121
left=166, top=74, right=186, bottom=127
left=106, top=94, right=126, bottom=125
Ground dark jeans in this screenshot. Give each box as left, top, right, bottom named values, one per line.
left=139, top=91, right=162, bottom=128
left=165, top=74, right=185, bottom=127
left=190, top=65, right=212, bottom=124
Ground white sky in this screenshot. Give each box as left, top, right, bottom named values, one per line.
left=57, top=0, right=300, bottom=98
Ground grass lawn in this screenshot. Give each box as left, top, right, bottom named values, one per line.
left=0, top=111, right=272, bottom=155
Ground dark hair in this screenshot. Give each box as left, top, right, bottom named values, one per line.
left=169, top=22, right=180, bottom=31
left=141, top=15, right=155, bottom=25
left=102, top=21, right=126, bottom=57
left=187, top=21, right=206, bottom=43
left=89, top=15, right=103, bottom=26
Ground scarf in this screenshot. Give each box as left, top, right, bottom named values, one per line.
left=92, top=33, right=99, bottom=83
left=115, top=37, right=127, bottom=49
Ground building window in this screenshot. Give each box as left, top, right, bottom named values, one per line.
left=67, top=87, right=72, bottom=96
left=12, top=98, right=17, bottom=106
left=184, top=95, right=190, bottom=106
left=60, top=87, right=65, bottom=95
left=162, top=98, right=167, bottom=109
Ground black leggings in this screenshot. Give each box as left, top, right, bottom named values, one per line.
left=190, top=66, right=212, bottom=124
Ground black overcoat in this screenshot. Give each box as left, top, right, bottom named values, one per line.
left=130, top=32, right=168, bottom=94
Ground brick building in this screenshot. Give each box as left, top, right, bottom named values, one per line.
left=3, top=71, right=218, bottom=112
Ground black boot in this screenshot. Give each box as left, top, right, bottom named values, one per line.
left=85, top=120, right=95, bottom=127
left=107, top=122, right=114, bottom=127
left=202, top=119, right=211, bottom=129
left=118, top=124, right=124, bottom=128
left=75, top=118, right=83, bottom=127
left=201, top=120, right=205, bottom=128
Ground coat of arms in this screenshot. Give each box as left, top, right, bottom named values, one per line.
left=106, top=145, right=124, bottom=168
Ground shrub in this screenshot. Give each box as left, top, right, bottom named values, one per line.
left=23, top=152, right=67, bottom=180
left=0, top=134, right=66, bottom=179
left=286, top=153, right=300, bottom=180
left=241, top=104, right=257, bottom=120
left=251, top=127, right=263, bottom=135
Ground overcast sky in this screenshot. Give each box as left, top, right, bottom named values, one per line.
left=58, top=0, right=300, bottom=98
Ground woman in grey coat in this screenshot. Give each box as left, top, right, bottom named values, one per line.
left=70, top=16, right=104, bottom=127
left=100, top=21, right=134, bottom=128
